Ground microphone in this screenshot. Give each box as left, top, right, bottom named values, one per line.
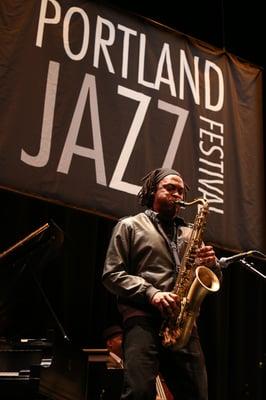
left=219, top=250, right=255, bottom=269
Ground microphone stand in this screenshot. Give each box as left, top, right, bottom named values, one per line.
left=238, top=258, right=266, bottom=280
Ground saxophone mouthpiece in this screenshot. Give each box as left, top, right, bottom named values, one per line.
left=175, top=200, right=186, bottom=208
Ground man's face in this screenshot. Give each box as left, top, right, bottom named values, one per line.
left=106, top=333, right=123, bottom=358
left=152, top=174, right=185, bottom=217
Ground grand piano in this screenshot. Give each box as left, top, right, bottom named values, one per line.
left=0, top=221, right=71, bottom=399
left=0, top=222, right=122, bottom=400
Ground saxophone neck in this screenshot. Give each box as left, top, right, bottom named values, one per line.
left=175, top=197, right=208, bottom=209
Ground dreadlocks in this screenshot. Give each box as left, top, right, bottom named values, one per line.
left=138, top=168, right=183, bottom=208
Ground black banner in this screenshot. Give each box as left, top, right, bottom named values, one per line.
left=0, top=0, right=265, bottom=252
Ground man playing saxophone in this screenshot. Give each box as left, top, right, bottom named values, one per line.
left=102, top=168, right=222, bottom=400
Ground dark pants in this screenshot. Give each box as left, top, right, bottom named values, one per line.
left=121, top=316, right=208, bottom=400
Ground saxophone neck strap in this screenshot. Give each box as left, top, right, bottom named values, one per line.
left=145, top=209, right=184, bottom=271
left=169, top=236, right=181, bottom=272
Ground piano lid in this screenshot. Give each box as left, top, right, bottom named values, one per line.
left=0, top=221, right=65, bottom=338
left=0, top=220, right=64, bottom=265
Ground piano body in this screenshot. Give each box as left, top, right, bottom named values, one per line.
left=0, top=336, right=53, bottom=399
left=40, top=347, right=123, bottom=400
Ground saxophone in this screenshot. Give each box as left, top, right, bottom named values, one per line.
left=161, top=197, right=220, bottom=350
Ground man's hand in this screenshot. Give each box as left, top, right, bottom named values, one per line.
left=151, top=291, right=179, bottom=316
left=196, top=245, right=217, bottom=269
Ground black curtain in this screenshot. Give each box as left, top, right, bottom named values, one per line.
left=0, top=188, right=265, bottom=400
